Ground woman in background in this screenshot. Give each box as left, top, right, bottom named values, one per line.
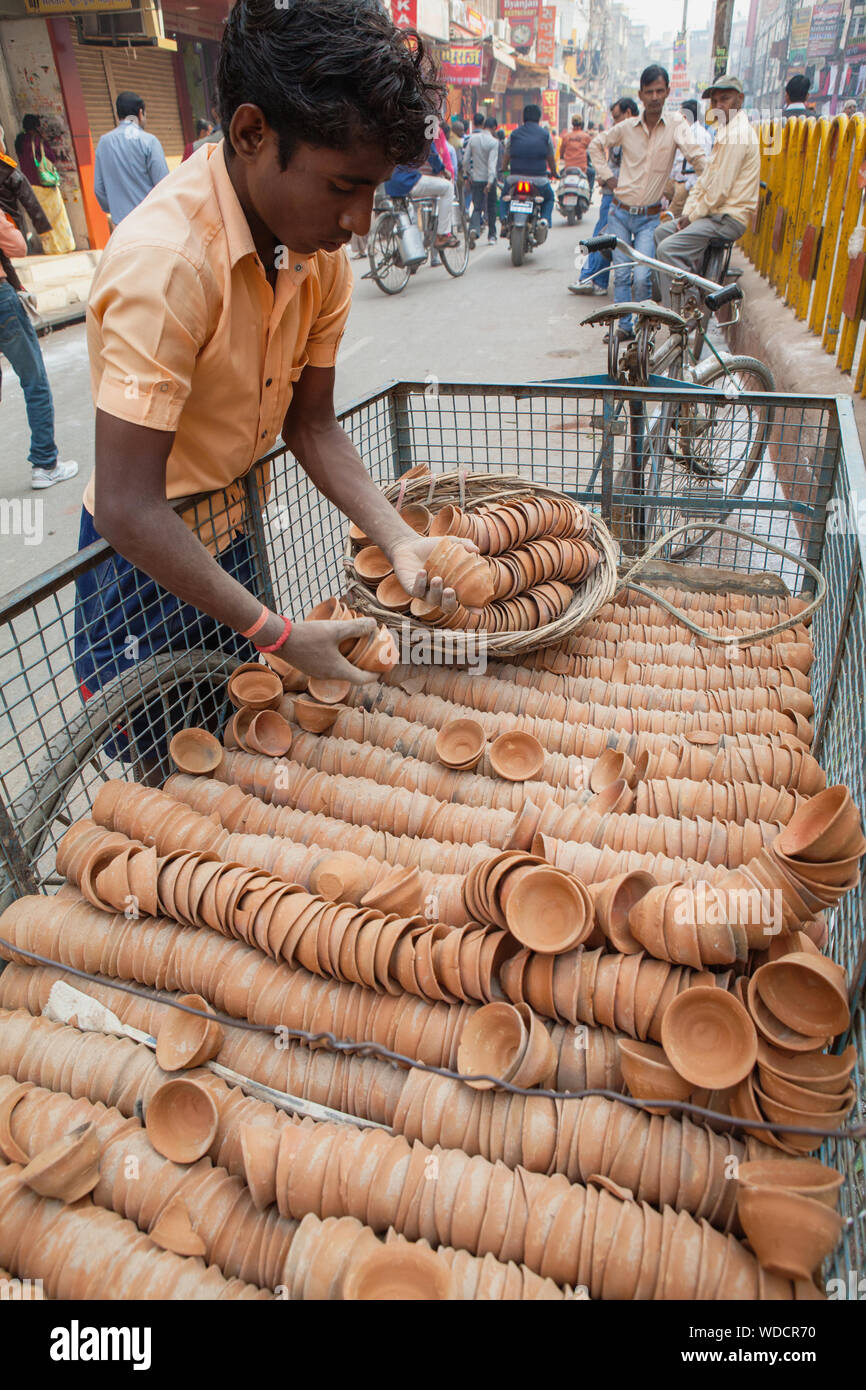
left=15, top=114, right=75, bottom=254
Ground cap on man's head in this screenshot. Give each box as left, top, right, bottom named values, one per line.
left=702, top=73, right=744, bottom=98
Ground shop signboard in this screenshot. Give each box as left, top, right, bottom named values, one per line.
left=536, top=4, right=557, bottom=66
left=807, top=2, right=844, bottom=59
left=438, top=42, right=484, bottom=84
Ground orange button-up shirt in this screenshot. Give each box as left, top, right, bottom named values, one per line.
left=84, top=140, right=352, bottom=541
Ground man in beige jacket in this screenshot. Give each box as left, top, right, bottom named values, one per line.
left=654, top=74, right=759, bottom=304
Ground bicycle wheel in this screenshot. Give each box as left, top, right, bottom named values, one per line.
left=368, top=213, right=411, bottom=295
left=440, top=200, right=470, bottom=277
left=641, top=355, right=776, bottom=560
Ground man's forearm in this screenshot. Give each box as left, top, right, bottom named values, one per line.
left=288, top=415, right=416, bottom=554
left=96, top=494, right=266, bottom=632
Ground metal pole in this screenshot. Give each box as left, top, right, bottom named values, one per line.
left=711, top=0, right=735, bottom=80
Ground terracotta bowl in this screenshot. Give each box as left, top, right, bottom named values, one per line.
left=306, top=678, right=352, bottom=705
left=261, top=651, right=308, bottom=692
left=145, top=1078, right=219, bottom=1164
left=773, top=846, right=863, bottom=889
left=510, top=1003, right=557, bottom=1088
left=342, top=1244, right=452, bottom=1300
left=590, top=870, right=657, bottom=954
left=661, top=986, right=758, bottom=1091
left=754, top=1082, right=851, bottom=1146
left=589, top=749, right=630, bottom=793
left=224, top=705, right=257, bottom=751
left=155, top=993, right=224, bottom=1072
left=354, top=545, right=393, bottom=582
left=736, top=1185, right=842, bottom=1280
left=292, top=697, right=341, bottom=733
left=488, top=731, right=545, bottom=783
left=435, top=718, right=486, bottom=770
left=775, top=785, right=866, bottom=863
left=168, top=727, right=224, bottom=776
left=398, top=504, right=432, bottom=535
left=456, top=1002, right=528, bottom=1090
left=20, top=1123, right=101, bottom=1203
left=755, top=1039, right=856, bottom=1094
left=227, top=666, right=284, bottom=712
left=376, top=574, right=413, bottom=612
left=245, top=710, right=294, bottom=758
left=616, top=1038, right=692, bottom=1114
left=744, top=969, right=826, bottom=1049
left=503, top=867, right=590, bottom=954
left=754, top=953, right=849, bottom=1038
left=736, top=1157, right=844, bottom=1209
left=757, top=1067, right=854, bottom=1116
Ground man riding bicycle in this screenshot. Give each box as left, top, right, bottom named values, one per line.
left=653, top=74, right=759, bottom=304
left=385, top=137, right=458, bottom=249
left=501, top=104, right=558, bottom=228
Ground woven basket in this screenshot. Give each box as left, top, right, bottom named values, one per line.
left=342, top=469, right=619, bottom=659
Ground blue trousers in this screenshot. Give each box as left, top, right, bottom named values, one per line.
left=580, top=189, right=613, bottom=290
left=607, top=203, right=660, bottom=334
left=0, top=279, right=58, bottom=469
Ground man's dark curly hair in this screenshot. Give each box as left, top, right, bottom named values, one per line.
left=217, top=0, right=444, bottom=168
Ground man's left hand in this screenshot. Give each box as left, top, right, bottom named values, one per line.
left=677, top=216, right=690, bottom=229
left=387, top=534, right=479, bottom=614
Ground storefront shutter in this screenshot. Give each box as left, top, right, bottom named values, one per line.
left=71, top=37, right=184, bottom=165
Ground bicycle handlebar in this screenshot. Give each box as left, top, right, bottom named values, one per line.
left=704, top=283, right=743, bottom=311
left=578, top=234, right=730, bottom=297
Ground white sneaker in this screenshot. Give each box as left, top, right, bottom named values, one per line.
left=31, top=460, right=79, bottom=489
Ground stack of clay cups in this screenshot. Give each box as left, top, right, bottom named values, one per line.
left=735, top=1158, right=844, bottom=1282
left=429, top=495, right=592, bottom=555
left=464, top=853, right=595, bottom=955
left=456, top=1001, right=557, bottom=1090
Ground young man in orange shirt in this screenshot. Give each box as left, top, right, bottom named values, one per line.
left=76, top=0, right=470, bottom=754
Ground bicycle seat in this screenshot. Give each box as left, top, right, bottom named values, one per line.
left=700, top=239, right=733, bottom=283
left=579, top=300, right=690, bottom=330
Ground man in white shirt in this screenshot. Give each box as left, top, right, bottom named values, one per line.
left=666, top=99, right=714, bottom=217
left=653, top=74, right=759, bottom=304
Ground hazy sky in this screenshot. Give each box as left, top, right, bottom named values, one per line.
left=623, top=0, right=751, bottom=43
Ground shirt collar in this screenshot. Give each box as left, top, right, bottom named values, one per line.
left=208, top=141, right=310, bottom=279
left=639, top=110, right=668, bottom=134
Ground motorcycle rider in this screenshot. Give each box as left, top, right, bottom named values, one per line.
left=558, top=114, right=591, bottom=174
left=501, top=104, right=558, bottom=229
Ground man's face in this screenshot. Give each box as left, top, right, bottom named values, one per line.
left=639, top=77, right=669, bottom=118
left=231, top=106, right=393, bottom=256
left=710, top=90, right=743, bottom=117
left=611, top=104, right=627, bottom=125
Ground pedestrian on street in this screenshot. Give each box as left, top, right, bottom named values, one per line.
left=0, top=121, right=53, bottom=277
left=463, top=111, right=499, bottom=245
left=15, top=114, right=75, bottom=255
left=502, top=104, right=558, bottom=228
left=664, top=99, right=713, bottom=218
left=782, top=74, right=810, bottom=117
left=183, top=118, right=214, bottom=160
left=588, top=64, right=707, bottom=340
left=843, top=100, right=858, bottom=118
left=75, top=0, right=469, bottom=767
left=0, top=211, right=78, bottom=489
left=568, top=96, right=637, bottom=296
left=654, top=74, right=759, bottom=303
left=93, top=91, right=170, bottom=226
left=558, top=115, right=592, bottom=173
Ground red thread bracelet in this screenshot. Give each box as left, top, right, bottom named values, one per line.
left=255, top=615, right=292, bottom=653
left=240, top=604, right=270, bottom=640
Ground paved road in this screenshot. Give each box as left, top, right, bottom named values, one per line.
left=0, top=204, right=606, bottom=592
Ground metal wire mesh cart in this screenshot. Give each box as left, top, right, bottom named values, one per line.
left=0, top=379, right=864, bottom=1287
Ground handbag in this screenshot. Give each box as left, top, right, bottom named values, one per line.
left=34, top=142, right=61, bottom=188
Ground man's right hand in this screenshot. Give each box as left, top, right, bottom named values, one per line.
left=280, top=617, right=380, bottom=684
left=602, top=177, right=617, bottom=191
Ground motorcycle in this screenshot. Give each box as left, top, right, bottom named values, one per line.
left=501, top=179, right=549, bottom=267
left=557, top=166, right=590, bottom=225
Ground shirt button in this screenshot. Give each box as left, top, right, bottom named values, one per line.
left=159, top=383, right=169, bottom=392
left=295, top=264, right=302, bottom=272
left=265, top=378, right=273, bottom=387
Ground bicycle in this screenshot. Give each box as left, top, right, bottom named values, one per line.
left=366, top=186, right=470, bottom=296
left=577, top=231, right=776, bottom=560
